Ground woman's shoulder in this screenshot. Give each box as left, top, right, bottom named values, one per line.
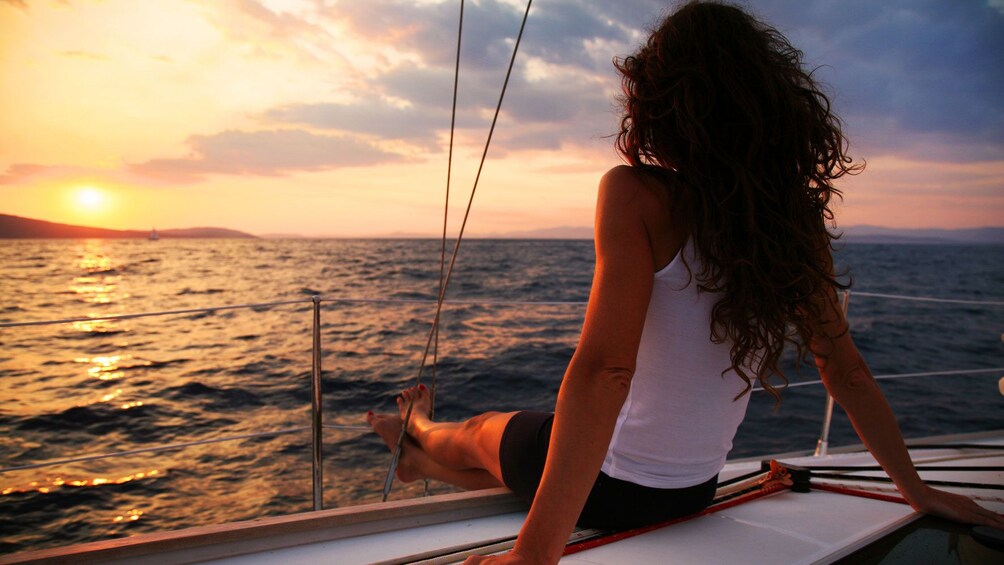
left=598, top=165, right=687, bottom=268
left=599, top=165, right=675, bottom=206
left=598, top=165, right=682, bottom=224
left=600, top=164, right=671, bottom=187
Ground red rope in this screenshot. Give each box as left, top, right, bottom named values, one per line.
left=563, top=462, right=916, bottom=557
left=563, top=481, right=791, bottom=556
left=811, top=482, right=909, bottom=505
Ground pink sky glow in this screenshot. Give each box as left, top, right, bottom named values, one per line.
left=2, top=0, right=1002, bottom=236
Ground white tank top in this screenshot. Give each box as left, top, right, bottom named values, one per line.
left=601, top=239, right=751, bottom=489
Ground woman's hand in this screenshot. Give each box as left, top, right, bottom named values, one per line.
left=464, top=549, right=545, bottom=564
left=908, top=485, right=1004, bottom=530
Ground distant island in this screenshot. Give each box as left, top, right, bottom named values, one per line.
left=838, top=225, right=1004, bottom=245
left=4, top=213, right=1000, bottom=244
left=0, top=214, right=256, bottom=239
left=440, top=225, right=1004, bottom=244
left=493, top=225, right=1004, bottom=244
left=253, top=224, right=1004, bottom=242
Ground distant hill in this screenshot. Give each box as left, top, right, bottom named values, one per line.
left=478, top=225, right=1004, bottom=243
left=840, top=225, right=1004, bottom=245
left=258, top=232, right=306, bottom=239
left=484, top=226, right=595, bottom=239
left=485, top=225, right=1004, bottom=243
left=0, top=214, right=256, bottom=239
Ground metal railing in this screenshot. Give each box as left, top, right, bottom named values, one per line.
left=0, top=294, right=590, bottom=510
left=813, top=291, right=849, bottom=457
left=1, top=290, right=1002, bottom=510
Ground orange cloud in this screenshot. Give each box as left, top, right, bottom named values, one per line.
left=128, top=129, right=408, bottom=182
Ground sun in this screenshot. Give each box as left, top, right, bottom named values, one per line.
left=73, top=186, right=107, bottom=212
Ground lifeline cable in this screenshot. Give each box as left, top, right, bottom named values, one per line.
left=382, top=0, right=535, bottom=501
left=780, top=460, right=1004, bottom=501
left=800, top=465, right=1004, bottom=472
left=804, top=471, right=1004, bottom=491
left=903, top=443, right=1004, bottom=451
left=811, top=481, right=1004, bottom=505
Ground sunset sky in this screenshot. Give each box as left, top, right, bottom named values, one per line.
left=2, top=0, right=1002, bottom=237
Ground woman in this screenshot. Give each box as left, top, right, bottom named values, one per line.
left=366, top=2, right=1004, bottom=563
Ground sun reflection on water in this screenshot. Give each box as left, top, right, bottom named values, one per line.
left=75, top=354, right=128, bottom=381
left=71, top=241, right=129, bottom=304
left=1, top=469, right=162, bottom=496
left=70, top=279, right=123, bottom=304
left=70, top=319, right=122, bottom=334
left=76, top=250, right=112, bottom=273
left=113, top=509, right=144, bottom=523
left=98, top=389, right=123, bottom=403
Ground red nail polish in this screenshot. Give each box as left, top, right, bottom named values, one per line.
left=367, top=410, right=373, bottom=416
left=419, top=384, right=426, bottom=391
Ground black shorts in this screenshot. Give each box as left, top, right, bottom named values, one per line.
left=498, top=411, right=717, bottom=531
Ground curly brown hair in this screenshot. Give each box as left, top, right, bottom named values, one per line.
left=615, top=1, right=860, bottom=402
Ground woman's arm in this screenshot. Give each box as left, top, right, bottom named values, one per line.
left=811, top=288, right=1004, bottom=529
left=466, top=167, right=681, bottom=564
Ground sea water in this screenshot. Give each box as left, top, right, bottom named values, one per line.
left=0, top=239, right=1002, bottom=553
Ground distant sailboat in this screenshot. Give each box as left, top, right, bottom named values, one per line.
left=148, top=228, right=159, bottom=241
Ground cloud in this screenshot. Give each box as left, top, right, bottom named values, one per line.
left=265, top=65, right=615, bottom=155
left=266, top=101, right=449, bottom=149
left=13, top=0, right=1002, bottom=193
left=129, top=129, right=405, bottom=182
left=262, top=1, right=624, bottom=156
left=0, top=164, right=52, bottom=184
left=194, top=0, right=344, bottom=65
left=330, top=0, right=640, bottom=73
left=58, top=50, right=109, bottom=61
left=847, top=157, right=1004, bottom=197
left=752, top=1, right=1004, bottom=160
left=330, top=0, right=525, bottom=70
left=255, top=0, right=1002, bottom=164
left=228, top=1, right=1004, bottom=164
left=1, top=0, right=28, bottom=11
left=0, top=164, right=100, bottom=185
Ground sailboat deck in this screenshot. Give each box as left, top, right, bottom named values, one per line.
left=6, top=431, right=1001, bottom=564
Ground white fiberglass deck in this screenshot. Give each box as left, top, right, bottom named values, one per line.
left=563, top=442, right=1004, bottom=564
left=6, top=431, right=1001, bottom=565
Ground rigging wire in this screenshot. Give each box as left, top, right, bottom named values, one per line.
left=425, top=0, right=465, bottom=498
left=382, top=0, right=535, bottom=502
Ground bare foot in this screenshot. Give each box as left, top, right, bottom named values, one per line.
left=397, top=384, right=433, bottom=432
left=365, top=412, right=422, bottom=483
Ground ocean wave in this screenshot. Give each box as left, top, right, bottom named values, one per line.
left=55, top=329, right=128, bottom=339
left=16, top=403, right=159, bottom=434
left=165, top=381, right=265, bottom=409
left=176, top=288, right=226, bottom=296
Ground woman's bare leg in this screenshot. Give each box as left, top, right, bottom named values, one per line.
left=398, top=385, right=515, bottom=484
left=366, top=412, right=503, bottom=490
